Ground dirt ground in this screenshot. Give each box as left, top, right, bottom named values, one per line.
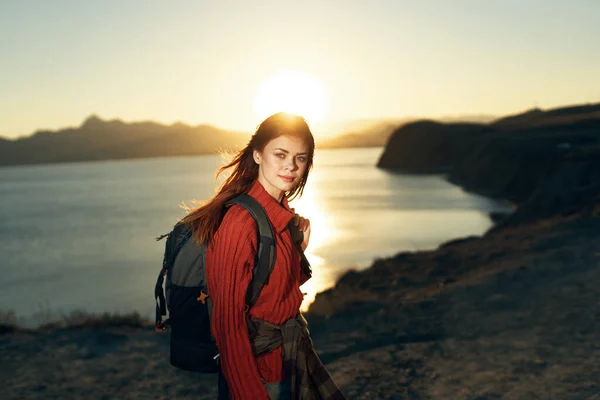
left=2, top=212, right=600, bottom=399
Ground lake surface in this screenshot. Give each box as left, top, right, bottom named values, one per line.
left=0, top=147, right=510, bottom=325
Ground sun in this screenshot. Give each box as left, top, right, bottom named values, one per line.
left=253, top=70, right=327, bottom=126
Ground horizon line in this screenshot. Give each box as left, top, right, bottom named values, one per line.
left=3, top=100, right=600, bottom=141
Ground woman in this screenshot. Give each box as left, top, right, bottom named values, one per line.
left=182, top=113, right=345, bottom=400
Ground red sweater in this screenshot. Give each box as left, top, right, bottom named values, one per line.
left=206, top=180, right=305, bottom=400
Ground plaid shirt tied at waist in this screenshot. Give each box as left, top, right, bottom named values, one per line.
left=248, top=313, right=347, bottom=400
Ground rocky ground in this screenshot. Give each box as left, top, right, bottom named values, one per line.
left=2, top=209, right=600, bottom=399
left=307, top=211, right=600, bottom=399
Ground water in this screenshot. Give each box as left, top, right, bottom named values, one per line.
left=0, top=147, right=510, bottom=325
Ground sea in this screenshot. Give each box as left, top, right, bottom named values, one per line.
left=0, top=147, right=511, bottom=326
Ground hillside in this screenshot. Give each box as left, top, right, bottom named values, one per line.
left=0, top=114, right=502, bottom=167
left=0, top=116, right=249, bottom=167
left=378, top=103, right=600, bottom=207
left=317, top=122, right=398, bottom=148
left=491, top=103, right=600, bottom=128
left=0, top=116, right=399, bottom=167
left=317, top=115, right=497, bottom=150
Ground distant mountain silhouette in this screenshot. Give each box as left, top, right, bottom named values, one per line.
left=0, top=116, right=249, bottom=167
left=492, top=103, right=600, bottom=128
left=0, top=114, right=501, bottom=167
left=317, top=122, right=399, bottom=148
left=316, top=115, right=497, bottom=149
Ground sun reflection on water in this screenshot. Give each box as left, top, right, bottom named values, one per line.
left=290, top=184, right=342, bottom=311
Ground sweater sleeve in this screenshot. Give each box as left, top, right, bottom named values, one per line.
left=206, top=209, right=269, bottom=400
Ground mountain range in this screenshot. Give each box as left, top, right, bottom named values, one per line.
left=0, top=113, right=496, bottom=167
left=0, top=116, right=250, bottom=167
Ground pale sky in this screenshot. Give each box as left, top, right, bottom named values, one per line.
left=1, top=0, right=599, bottom=139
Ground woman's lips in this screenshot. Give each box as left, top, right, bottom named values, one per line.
left=279, top=175, right=294, bottom=183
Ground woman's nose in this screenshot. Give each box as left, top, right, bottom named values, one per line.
left=284, top=157, right=297, bottom=171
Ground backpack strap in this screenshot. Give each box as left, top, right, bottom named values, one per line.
left=287, top=221, right=312, bottom=281
left=154, top=225, right=193, bottom=331
left=225, top=194, right=276, bottom=308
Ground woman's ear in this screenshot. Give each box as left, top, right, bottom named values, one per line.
left=253, top=149, right=261, bottom=165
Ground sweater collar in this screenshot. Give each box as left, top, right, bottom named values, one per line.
left=247, top=180, right=295, bottom=234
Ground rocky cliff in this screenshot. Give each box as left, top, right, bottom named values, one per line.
left=378, top=104, right=600, bottom=224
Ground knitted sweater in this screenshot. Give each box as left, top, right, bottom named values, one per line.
left=206, top=180, right=305, bottom=400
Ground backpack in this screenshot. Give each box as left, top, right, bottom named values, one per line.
left=154, top=194, right=310, bottom=373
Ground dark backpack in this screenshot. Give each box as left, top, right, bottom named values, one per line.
left=154, top=194, right=310, bottom=373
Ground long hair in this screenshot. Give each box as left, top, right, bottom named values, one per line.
left=182, top=112, right=315, bottom=245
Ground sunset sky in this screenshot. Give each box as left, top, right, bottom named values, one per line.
left=1, top=0, right=599, bottom=139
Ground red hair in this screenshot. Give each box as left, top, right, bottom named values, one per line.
left=182, top=112, right=315, bottom=245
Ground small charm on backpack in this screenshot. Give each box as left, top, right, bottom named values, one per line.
left=197, top=290, right=209, bottom=304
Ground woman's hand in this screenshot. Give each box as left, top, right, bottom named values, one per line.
left=293, top=214, right=311, bottom=251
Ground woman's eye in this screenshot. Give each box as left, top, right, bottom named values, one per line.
left=297, top=156, right=307, bottom=162
left=276, top=153, right=285, bottom=159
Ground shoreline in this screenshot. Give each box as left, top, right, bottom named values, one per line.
left=2, top=159, right=506, bottom=328
left=4, top=209, right=599, bottom=398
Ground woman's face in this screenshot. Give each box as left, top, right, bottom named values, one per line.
left=253, top=135, right=310, bottom=201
